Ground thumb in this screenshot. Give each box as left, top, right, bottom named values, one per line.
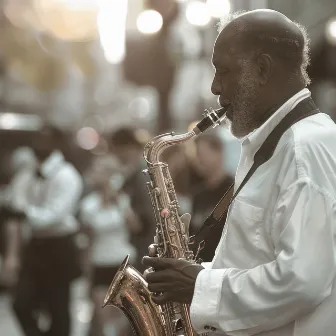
left=180, top=213, right=191, bottom=233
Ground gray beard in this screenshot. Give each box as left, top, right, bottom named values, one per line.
left=230, top=64, right=260, bottom=138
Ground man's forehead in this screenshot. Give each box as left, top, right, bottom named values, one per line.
left=212, top=35, right=239, bottom=65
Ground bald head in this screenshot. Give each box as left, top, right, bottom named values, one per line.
left=210, top=9, right=311, bottom=138
left=221, top=9, right=301, bottom=37
left=217, top=9, right=310, bottom=85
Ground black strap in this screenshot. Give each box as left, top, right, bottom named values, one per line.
left=189, top=97, right=319, bottom=259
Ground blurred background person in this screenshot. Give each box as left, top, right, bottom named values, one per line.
left=2, top=127, right=83, bottom=336
left=0, top=0, right=336, bottom=334
left=190, top=129, right=234, bottom=262
left=161, top=144, right=194, bottom=215
left=9, top=147, right=37, bottom=178
left=0, top=148, right=36, bottom=290
left=79, top=155, right=139, bottom=336
left=109, top=127, right=155, bottom=273
left=161, top=142, right=205, bottom=215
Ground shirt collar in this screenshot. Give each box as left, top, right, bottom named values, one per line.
left=242, top=88, right=311, bottom=158
left=40, top=151, right=64, bottom=178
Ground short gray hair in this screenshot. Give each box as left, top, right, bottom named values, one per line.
left=216, top=11, right=311, bottom=86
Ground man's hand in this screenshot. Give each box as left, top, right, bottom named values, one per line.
left=142, top=256, right=204, bottom=305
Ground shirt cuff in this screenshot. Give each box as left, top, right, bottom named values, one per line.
left=201, top=261, right=213, bottom=269
left=190, top=268, right=228, bottom=334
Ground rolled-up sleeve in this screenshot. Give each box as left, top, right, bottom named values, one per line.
left=190, top=178, right=336, bottom=335
left=26, top=167, right=83, bottom=228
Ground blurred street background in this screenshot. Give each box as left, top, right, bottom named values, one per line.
left=0, top=0, right=336, bottom=335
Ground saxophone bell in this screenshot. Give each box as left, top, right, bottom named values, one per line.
left=103, top=106, right=224, bottom=335
left=102, top=255, right=167, bottom=336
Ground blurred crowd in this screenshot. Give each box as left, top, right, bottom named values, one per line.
left=0, top=1, right=335, bottom=335
left=0, top=124, right=240, bottom=336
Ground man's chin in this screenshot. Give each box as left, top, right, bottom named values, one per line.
left=229, top=123, right=250, bottom=140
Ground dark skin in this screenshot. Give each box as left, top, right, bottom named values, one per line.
left=212, top=9, right=306, bottom=138
left=143, top=9, right=308, bottom=305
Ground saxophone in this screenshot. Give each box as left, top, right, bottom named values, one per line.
left=103, top=107, right=227, bottom=335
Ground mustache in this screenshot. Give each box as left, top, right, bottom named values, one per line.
left=217, top=96, right=230, bottom=107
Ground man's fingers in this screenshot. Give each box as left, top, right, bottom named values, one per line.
left=146, top=269, right=175, bottom=283
left=148, top=282, right=175, bottom=293
left=142, top=256, right=176, bottom=270
left=151, top=292, right=171, bottom=305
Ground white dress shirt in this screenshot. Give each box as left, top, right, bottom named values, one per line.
left=7, top=151, right=83, bottom=237
left=190, top=89, right=336, bottom=336
left=79, top=191, right=136, bottom=266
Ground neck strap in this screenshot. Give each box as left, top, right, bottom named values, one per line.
left=190, top=97, right=319, bottom=259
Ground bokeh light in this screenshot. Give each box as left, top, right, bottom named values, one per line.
left=325, top=18, right=336, bottom=45
left=186, top=1, right=211, bottom=27
left=76, top=127, right=100, bottom=150
left=206, top=0, right=231, bottom=18
left=129, top=97, right=151, bottom=119
left=136, top=10, right=163, bottom=34
left=97, top=0, right=128, bottom=64
left=32, top=0, right=99, bottom=41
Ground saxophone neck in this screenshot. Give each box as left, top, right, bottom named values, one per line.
left=143, top=107, right=227, bottom=164
left=144, top=130, right=196, bottom=165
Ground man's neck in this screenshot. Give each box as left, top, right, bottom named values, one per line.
left=256, top=85, right=305, bottom=128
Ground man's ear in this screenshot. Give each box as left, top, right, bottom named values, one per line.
left=257, top=53, right=273, bottom=85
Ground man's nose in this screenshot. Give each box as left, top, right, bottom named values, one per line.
left=211, top=76, right=221, bottom=96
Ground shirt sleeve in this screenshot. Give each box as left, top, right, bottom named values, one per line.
left=26, top=167, right=83, bottom=228
left=190, top=178, right=336, bottom=335
left=201, top=262, right=212, bottom=269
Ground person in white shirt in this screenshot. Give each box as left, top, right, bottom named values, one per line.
left=143, top=9, right=336, bottom=336
left=4, top=127, right=83, bottom=336
left=80, top=155, right=139, bottom=336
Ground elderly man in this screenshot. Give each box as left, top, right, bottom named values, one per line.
left=143, top=9, right=336, bottom=336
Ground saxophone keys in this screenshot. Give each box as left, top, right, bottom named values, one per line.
left=148, top=243, right=158, bottom=257
left=160, top=208, right=169, bottom=218
left=143, top=267, right=154, bottom=280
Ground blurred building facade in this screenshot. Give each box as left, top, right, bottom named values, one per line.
left=0, top=0, right=335, bottom=173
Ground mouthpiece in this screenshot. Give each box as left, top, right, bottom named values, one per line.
left=193, top=107, right=227, bottom=134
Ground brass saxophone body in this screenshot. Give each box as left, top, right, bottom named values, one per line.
left=103, top=108, right=227, bottom=336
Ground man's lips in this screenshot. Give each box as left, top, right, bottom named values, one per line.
left=219, top=98, right=230, bottom=108
left=217, top=97, right=232, bottom=119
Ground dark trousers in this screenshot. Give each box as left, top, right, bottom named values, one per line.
left=12, top=234, right=81, bottom=336
left=13, top=275, right=71, bottom=336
